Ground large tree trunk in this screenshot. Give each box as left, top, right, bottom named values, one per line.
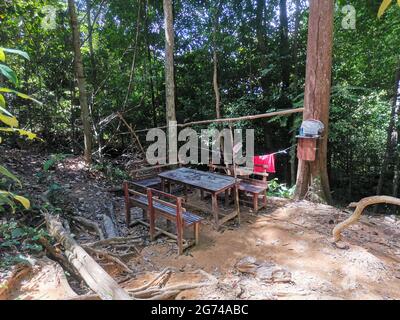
left=289, top=0, right=302, bottom=185
left=163, top=0, right=177, bottom=164
left=294, top=0, right=334, bottom=203
left=68, top=0, right=93, bottom=165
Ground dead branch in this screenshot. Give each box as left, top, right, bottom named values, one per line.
left=85, top=235, right=142, bottom=247
left=128, top=268, right=173, bottom=293
left=44, top=213, right=131, bottom=300
left=135, top=107, right=304, bottom=133
left=82, top=245, right=134, bottom=274
left=332, top=196, right=400, bottom=242
left=71, top=216, right=105, bottom=240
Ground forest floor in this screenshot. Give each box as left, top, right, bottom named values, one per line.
left=1, top=147, right=400, bottom=300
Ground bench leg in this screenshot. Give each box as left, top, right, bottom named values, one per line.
left=212, top=193, right=219, bottom=230
left=253, top=194, right=259, bottom=213
left=149, top=209, right=155, bottom=241
left=177, top=221, right=183, bottom=255
left=225, top=189, right=230, bottom=207
left=123, top=182, right=131, bottom=226
left=194, top=223, right=200, bottom=245
left=263, top=190, right=267, bottom=208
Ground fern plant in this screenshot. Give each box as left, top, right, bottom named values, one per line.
left=0, top=47, right=42, bottom=212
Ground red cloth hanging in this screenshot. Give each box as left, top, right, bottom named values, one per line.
left=253, top=154, right=276, bottom=173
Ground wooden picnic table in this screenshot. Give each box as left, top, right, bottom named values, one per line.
left=158, top=168, right=240, bottom=229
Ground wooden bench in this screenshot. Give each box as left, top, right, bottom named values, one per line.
left=123, top=181, right=203, bottom=255
left=208, top=164, right=268, bottom=212
left=237, top=178, right=268, bottom=212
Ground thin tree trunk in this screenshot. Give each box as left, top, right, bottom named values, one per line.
left=163, top=0, right=177, bottom=164
left=145, top=0, right=157, bottom=127
left=68, top=0, right=92, bottom=165
left=377, top=63, right=400, bottom=197
left=294, top=0, right=334, bottom=204
left=123, top=0, right=142, bottom=109
left=279, top=0, right=290, bottom=93
left=212, top=1, right=222, bottom=119
left=255, top=0, right=268, bottom=93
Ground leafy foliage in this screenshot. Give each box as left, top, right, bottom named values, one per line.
left=268, top=178, right=296, bottom=199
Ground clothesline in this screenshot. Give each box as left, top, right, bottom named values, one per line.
left=269, top=145, right=297, bottom=156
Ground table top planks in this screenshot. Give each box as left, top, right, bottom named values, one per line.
left=158, top=168, right=237, bottom=193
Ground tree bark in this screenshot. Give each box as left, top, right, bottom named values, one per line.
left=289, top=0, right=302, bottom=186
left=279, top=0, right=290, bottom=93
left=144, top=0, right=157, bottom=127
left=123, top=0, right=142, bottom=109
left=212, top=1, right=222, bottom=119
left=163, top=0, right=177, bottom=164
left=255, top=0, right=269, bottom=93
left=294, top=0, right=334, bottom=203
left=68, top=0, right=93, bottom=165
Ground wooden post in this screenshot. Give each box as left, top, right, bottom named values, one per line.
left=176, top=197, right=183, bottom=255
left=212, top=193, right=219, bottom=230
left=194, top=223, right=200, bottom=245
left=123, top=182, right=131, bottom=226
left=147, top=188, right=155, bottom=241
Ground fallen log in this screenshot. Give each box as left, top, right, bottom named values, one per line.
left=44, top=213, right=131, bottom=300
left=0, top=263, right=32, bottom=300
left=332, top=196, right=400, bottom=242
left=71, top=216, right=105, bottom=240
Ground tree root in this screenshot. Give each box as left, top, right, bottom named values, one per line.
left=332, top=196, right=400, bottom=242
left=85, top=235, right=142, bottom=247
left=82, top=245, right=134, bottom=274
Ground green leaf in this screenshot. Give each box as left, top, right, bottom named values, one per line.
left=0, top=191, right=30, bottom=210
left=0, top=127, right=40, bottom=140
left=0, top=48, right=5, bottom=62
left=0, top=191, right=16, bottom=213
left=13, top=195, right=30, bottom=209
left=0, top=113, right=19, bottom=127
left=1, top=48, right=30, bottom=61
left=378, top=0, right=393, bottom=18
left=0, top=105, right=13, bottom=117
left=0, top=94, right=5, bottom=108
left=11, top=228, right=26, bottom=239
left=0, top=165, right=21, bottom=186
left=0, top=64, right=18, bottom=85
left=0, top=88, right=42, bottom=105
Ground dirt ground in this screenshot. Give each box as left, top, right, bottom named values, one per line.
left=124, top=198, right=400, bottom=300
left=1, top=149, right=400, bottom=300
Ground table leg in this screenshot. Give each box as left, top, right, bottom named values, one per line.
left=234, top=186, right=240, bottom=225
left=225, top=189, right=230, bottom=208
left=161, top=178, right=165, bottom=192
left=212, top=193, right=219, bottom=230
left=253, top=193, right=259, bottom=213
